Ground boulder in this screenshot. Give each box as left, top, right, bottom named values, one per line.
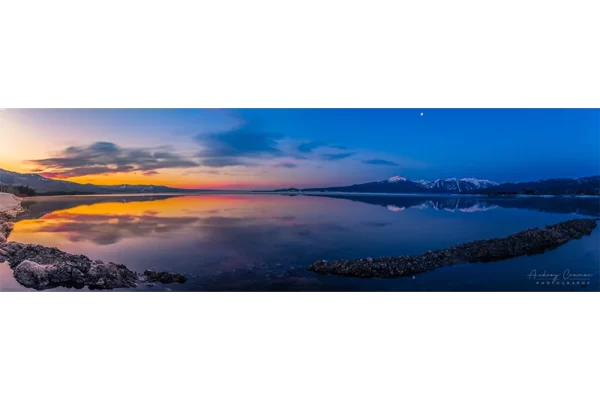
left=13, top=260, right=52, bottom=290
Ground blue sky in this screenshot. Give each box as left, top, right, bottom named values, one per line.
left=1, top=108, right=598, bottom=189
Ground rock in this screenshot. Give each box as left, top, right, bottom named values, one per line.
left=143, top=269, right=188, bottom=284
left=3, top=241, right=186, bottom=290
left=87, top=261, right=138, bottom=290
left=13, top=260, right=52, bottom=290
left=0, top=222, right=14, bottom=243
left=309, top=218, right=599, bottom=278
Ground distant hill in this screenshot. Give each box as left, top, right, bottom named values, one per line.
left=479, top=176, right=600, bottom=195
left=0, top=168, right=198, bottom=195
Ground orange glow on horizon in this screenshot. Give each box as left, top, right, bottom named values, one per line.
left=61, top=173, right=295, bottom=190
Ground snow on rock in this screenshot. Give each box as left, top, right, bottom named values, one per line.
left=416, top=179, right=433, bottom=187
left=387, top=205, right=405, bottom=212
left=459, top=178, right=498, bottom=188
left=387, top=176, right=408, bottom=183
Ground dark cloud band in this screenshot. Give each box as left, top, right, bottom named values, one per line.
left=30, top=142, right=199, bottom=178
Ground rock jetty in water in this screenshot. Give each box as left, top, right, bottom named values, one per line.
left=309, top=218, right=599, bottom=278
left=0, top=197, right=188, bottom=290
left=143, top=269, right=188, bottom=284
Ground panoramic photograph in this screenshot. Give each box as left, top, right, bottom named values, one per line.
left=1, top=108, right=599, bottom=291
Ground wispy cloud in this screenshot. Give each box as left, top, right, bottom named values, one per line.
left=200, top=158, right=258, bottom=168
left=194, top=123, right=283, bottom=168
left=29, top=142, right=199, bottom=178
left=297, top=141, right=325, bottom=153
left=322, top=152, right=355, bottom=161
left=274, top=162, right=298, bottom=169
left=362, top=159, right=399, bottom=166
left=194, top=124, right=282, bottom=158
left=297, top=141, right=347, bottom=153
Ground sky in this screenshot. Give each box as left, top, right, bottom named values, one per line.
left=0, top=108, right=598, bottom=189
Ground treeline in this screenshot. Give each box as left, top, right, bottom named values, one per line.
left=0, top=185, right=38, bottom=197
left=0, top=184, right=96, bottom=197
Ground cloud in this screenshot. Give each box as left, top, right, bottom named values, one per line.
left=192, top=122, right=289, bottom=169
left=143, top=170, right=160, bottom=176
left=297, top=141, right=347, bottom=154
left=195, top=123, right=282, bottom=157
left=200, top=158, right=258, bottom=168
left=322, top=152, right=355, bottom=161
left=362, top=159, right=400, bottom=166
left=274, top=162, right=298, bottom=169
left=297, top=141, right=325, bottom=153
left=274, top=215, right=297, bottom=222
left=29, top=141, right=199, bottom=178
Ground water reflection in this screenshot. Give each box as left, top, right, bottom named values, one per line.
left=3, top=193, right=598, bottom=292
left=313, top=194, right=600, bottom=217
left=11, top=194, right=600, bottom=250
left=17, top=194, right=179, bottom=221
left=26, top=211, right=200, bottom=245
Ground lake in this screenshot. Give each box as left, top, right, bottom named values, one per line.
left=1, top=193, right=599, bottom=291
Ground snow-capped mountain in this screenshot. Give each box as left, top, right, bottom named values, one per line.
left=303, top=176, right=499, bottom=194
left=300, top=175, right=600, bottom=195
left=416, top=177, right=498, bottom=192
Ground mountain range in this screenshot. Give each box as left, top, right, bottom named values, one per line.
left=1, top=167, right=599, bottom=196
left=0, top=168, right=197, bottom=195
left=300, top=176, right=499, bottom=194
left=279, top=175, right=600, bottom=195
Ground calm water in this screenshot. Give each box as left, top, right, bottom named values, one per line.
left=1, top=194, right=599, bottom=291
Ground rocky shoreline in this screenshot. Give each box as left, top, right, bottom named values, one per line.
left=309, top=218, right=599, bottom=278
left=0, top=194, right=187, bottom=290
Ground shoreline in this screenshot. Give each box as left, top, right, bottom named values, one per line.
left=14, top=190, right=600, bottom=200
left=0, top=193, right=187, bottom=290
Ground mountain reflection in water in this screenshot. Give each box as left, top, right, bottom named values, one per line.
left=309, top=194, right=600, bottom=217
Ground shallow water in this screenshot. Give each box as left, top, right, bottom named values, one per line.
left=1, top=194, right=599, bottom=291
